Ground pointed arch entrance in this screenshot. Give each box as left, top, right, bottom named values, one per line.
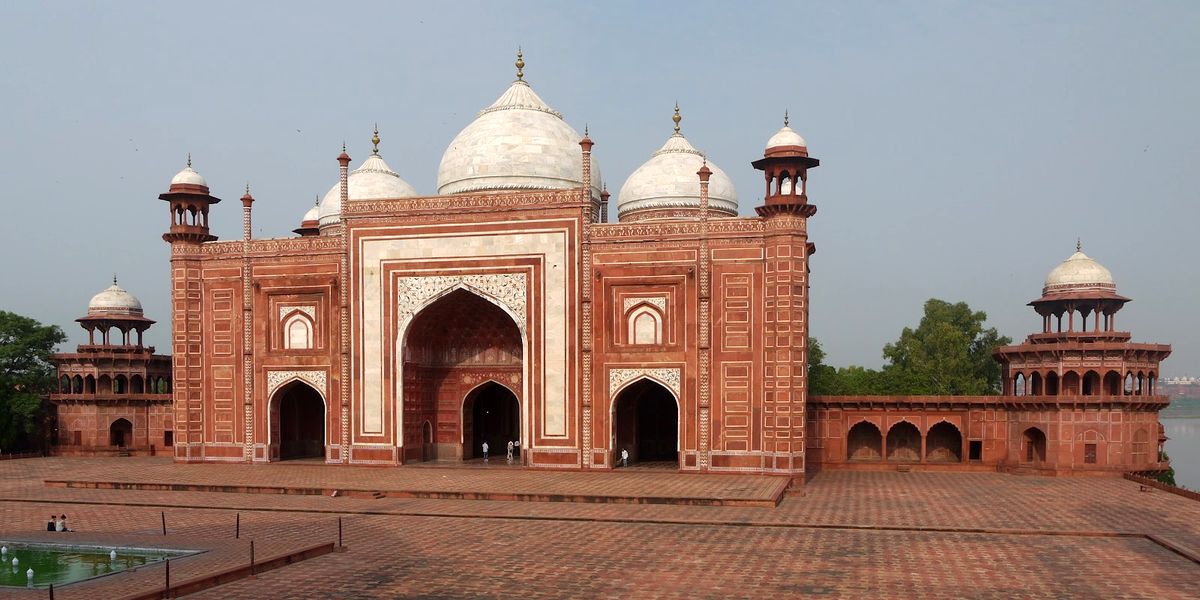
left=612, top=378, right=679, bottom=468
left=462, top=381, right=520, bottom=461
left=270, top=380, right=326, bottom=461
left=401, top=287, right=523, bottom=462
left=109, top=418, right=133, bottom=447
left=1023, top=427, right=1047, bottom=465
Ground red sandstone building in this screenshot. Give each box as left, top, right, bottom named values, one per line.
left=50, top=278, right=173, bottom=454
left=60, top=56, right=1170, bottom=483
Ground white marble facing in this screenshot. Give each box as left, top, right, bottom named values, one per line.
left=318, top=153, right=419, bottom=227
left=1044, top=250, right=1116, bottom=293
left=357, top=223, right=570, bottom=444
left=617, top=133, right=737, bottom=218
left=436, top=80, right=601, bottom=198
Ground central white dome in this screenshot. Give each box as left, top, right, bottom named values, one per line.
left=617, top=133, right=738, bottom=221
left=318, top=151, right=418, bottom=227
left=437, top=80, right=601, bottom=197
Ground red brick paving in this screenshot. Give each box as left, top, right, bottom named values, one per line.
left=0, top=458, right=1197, bottom=598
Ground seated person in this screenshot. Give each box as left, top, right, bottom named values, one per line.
left=47, top=515, right=56, bottom=532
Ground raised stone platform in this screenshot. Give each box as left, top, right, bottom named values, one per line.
left=44, top=457, right=789, bottom=507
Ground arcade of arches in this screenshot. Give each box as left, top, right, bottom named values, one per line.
left=402, top=289, right=523, bottom=462
left=612, top=379, right=679, bottom=467
left=845, top=420, right=963, bottom=464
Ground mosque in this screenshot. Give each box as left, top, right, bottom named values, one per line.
left=49, top=54, right=1171, bottom=484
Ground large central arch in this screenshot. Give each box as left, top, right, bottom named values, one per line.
left=611, top=378, right=679, bottom=468
left=270, top=380, right=326, bottom=461
left=401, top=287, right=523, bottom=462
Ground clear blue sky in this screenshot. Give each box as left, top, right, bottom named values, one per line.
left=1, top=1, right=1196, bottom=374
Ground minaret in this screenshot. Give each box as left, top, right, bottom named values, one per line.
left=751, top=113, right=819, bottom=485
left=158, top=156, right=220, bottom=461
left=579, top=126, right=595, bottom=467
left=240, top=184, right=255, bottom=462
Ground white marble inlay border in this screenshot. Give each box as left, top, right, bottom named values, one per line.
left=397, top=273, right=527, bottom=334
left=266, top=369, right=327, bottom=399
left=622, top=296, right=667, bottom=314
left=279, top=305, right=317, bottom=322
left=609, top=367, right=681, bottom=398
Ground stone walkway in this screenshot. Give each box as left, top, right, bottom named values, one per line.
left=0, top=458, right=1197, bottom=598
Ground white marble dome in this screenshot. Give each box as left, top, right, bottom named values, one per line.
left=301, top=203, right=319, bottom=224
left=766, top=125, right=807, bottom=151
left=318, top=152, right=418, bottom=227
left=436, top=80, right=601, bottom=197
left=169, top=164, right=207, bottom=189
left=1043, top=248, right=1116, bottom=294
left=617, top=133, right=738, bottom=220
left=87, top=280, right=143, bottom=316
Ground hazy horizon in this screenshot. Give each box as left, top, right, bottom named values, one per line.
left=1, top=1, right=1196, bottom=375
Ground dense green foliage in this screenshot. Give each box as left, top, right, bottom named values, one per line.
left=809, top=299, right=1011, bottom=396
left=0, top=311, right=66, bottom=452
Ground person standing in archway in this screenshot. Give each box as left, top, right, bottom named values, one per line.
left=506, top=441, right=514, bottom=464
left=482, top=441, right=489, bottom=463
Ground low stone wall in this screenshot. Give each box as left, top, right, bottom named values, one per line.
left=1125, top=472, right=1200, bottom=501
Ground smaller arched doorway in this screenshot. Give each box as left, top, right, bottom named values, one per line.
left=612, top=379, right=678, bottom=468
left=109, top=418, right=133, bottom=447
left=1023, top=427, right=1047, bottom=465
left=271, top=381, right=326, bottom=461
left=462, top=382, right=520, bottom=461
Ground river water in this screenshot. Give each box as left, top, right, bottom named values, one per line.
left=1164, top=417, right=1200, bottom=490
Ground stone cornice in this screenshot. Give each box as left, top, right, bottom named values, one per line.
left=809, top=394, right=1171, bottom=411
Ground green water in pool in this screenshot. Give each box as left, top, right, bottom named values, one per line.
left=0, top=543, right=187, bottom=588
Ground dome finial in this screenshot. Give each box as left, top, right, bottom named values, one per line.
left=372, top=124, right=380, bottom=155
left=113, top=273, right=118, bottom=285
left=1076, top=238, right=1082, bottom=252
left=186, top=153, right=192, bottom=168
left=784, top=110, right=789, bottom=127
left=245, top=182, right=251, bottom=195
left=673, top=102, right=681, bottom=135
left=515, top=47, right=525, bottom=81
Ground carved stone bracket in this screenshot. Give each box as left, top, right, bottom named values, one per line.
left=608, top=367, right=681, bottom=399
left=266, top=369, right=328, bottom=399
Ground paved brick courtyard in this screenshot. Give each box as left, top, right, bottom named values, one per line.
left=1, top=458, right=1198, bottom=598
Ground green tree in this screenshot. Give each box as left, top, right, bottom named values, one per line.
left=880, top=299, right=1010, bottom=395
left=0, top=311, right=66, bottom=452
left=807, top=337, right=840, bottom=395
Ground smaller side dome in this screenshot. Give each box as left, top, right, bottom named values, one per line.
left=301, top=204, right=319, bottom=223
left=88, top=278, right=144, bottom=317
left=169, top=154, right=209, bottom=192
left=1043, top=246, right=1116, bottom=295
left=317, top=143, right=418, bottom=228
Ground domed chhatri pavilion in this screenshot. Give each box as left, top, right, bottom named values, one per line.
left=143, top=54, right=1169, bottom=483
left=50, top=278, right=173, bottom=454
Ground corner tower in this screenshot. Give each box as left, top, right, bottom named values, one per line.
left=751, top=114, right=819, bottom=481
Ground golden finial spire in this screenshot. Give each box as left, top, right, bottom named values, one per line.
left=186, top=153, right=192, bottom=168
left=515, top=47, right=524, bottom=81
left=673, top=102, right=681, bottom=135
left=1076, top=238, right=1081, bottom=252
left=784, top=110, right=789, bottom=127
left=372, top=124, right=380, bottom=155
